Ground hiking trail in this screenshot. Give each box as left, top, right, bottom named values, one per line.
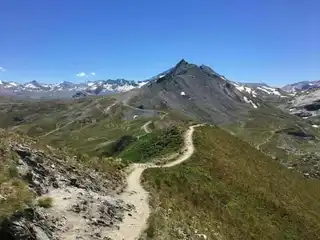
left=107, top=124, right=203, bottom=240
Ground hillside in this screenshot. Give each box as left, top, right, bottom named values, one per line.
left=0, top=95, right=191, bottom=239
left=284, top=89, right=320, bottom=126
left=0, top=129, right=131, bottom=239
left=0, top=62, right=319, bottom=239
left=0, top=96, right=166, bottom=156
left=224, top=105, right=320, bottom=179
left=141, top=126, right=320, bottom=240
left=1, top=75, right=319, bottom=180
left=126, top=59, right=262, bottom=124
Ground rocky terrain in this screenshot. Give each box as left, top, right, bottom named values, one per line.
left=283, top=89, right=320, bottom=126
left=0, top=130, right=136, bottom=240
left=287, top=89, right=320, bottom=114
left=126, top=59, right=263, bottom=124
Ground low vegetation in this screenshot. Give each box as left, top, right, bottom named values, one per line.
left=0, top=143, right=33, bottom=223
left=141, top=126, right=320, bottom=240
left=37, top=196, right=53, bottom=208
left=224, top=106, right=320, bottom=176
left=118, top=126, right=184, bottom=163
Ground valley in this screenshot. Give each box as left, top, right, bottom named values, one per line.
left=0, top=60, right=319, bottom=240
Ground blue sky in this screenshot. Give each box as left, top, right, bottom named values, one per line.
left=0, top=0, right=319, bottom=86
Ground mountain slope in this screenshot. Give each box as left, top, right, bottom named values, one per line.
left=141, top=125, right=320, bottom=240
left=286, top=88, right=320, bottom=116
left=224, top=104, right=320, bottom=179
left=283, top=88, right=320, bottom=128
left=126, top=59, right=261, bottom=124
left=282, top=80, right=320, bottom=93
left=0, top=128, right=129, bottom=239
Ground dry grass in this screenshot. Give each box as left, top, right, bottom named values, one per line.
left=37, top=196, right=53, bottom=208
left=141, top=126, right=320, bottom=240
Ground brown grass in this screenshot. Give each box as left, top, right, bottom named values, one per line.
left=141, top=126, right=320, bottom=240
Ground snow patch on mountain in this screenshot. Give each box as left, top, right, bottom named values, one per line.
left=24, top=83, right=39, bottom=89
left=0, top=79, right=142, bottom=95
left=257, top=86, right=281, bottom=96
left=243, top=96, right=258, bottom=108
left=232, top=82, right=287, bottom=99
left=233, top=83, right=257, bottom=97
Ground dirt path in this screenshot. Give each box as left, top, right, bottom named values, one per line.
left=141, top=120, right=152, bottom=134
left=104, top=100, right=118, bottom=114
left=257, top=127, right=281, bottom=150
left=107, top=124, right=203, bottom=240
left=37, top=100, right=118, bottom=138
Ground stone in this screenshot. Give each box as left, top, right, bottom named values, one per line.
left=70, top=204, right=81, bottom=213
left=94, top=232, right=101, bottom=238
left=70, top=178, right=78, bottom=187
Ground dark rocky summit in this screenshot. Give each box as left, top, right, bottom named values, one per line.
left=127, top=59, right=260, bottom=124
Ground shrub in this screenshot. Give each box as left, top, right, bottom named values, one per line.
left=37, top=196, right=53, bottom=208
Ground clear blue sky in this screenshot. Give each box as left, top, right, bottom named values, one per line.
left=0, top=0, right=319, bottom=86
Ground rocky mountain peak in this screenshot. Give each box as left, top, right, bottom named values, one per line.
left=30, top=80, right=41, bottom=86
left=176, top=58, right=188, bottom=67
left=168, top=59, right=198, bottom=77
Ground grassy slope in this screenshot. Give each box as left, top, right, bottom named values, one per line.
left=0, top=96, right=194, bottom=159
left=0, top=132, right=34, bottom=222
left=0, top=97, right=154, bottom=156
left=224, top=106, right=320, bottom=162
left=118, top=126, right=184, bottom=163
left=141, top=126, right=320, bottom=240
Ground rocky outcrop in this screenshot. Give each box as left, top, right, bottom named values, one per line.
left=0, top=208, right=52, bottom=240
left=0, top=141, right=128, bottom=240
left=13, top=145, right=113, bottom=195
left=287, top=89, right=320, bottom=119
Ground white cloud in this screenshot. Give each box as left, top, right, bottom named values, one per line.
left=91, top=72, right=96, bottom=76
left=0, top=67, right=6, bottom=72
left=76, top=72, right=87, bottom=77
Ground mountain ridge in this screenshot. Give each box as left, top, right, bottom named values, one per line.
left=0, top=59, right=287, bottom=100
left=282, top=80, right=320, bottom=93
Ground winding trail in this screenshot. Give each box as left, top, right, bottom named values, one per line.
left=104, top=100, right=118, bottom=114
left=256, top=127, right=281, bottom=150
left=107, top=124, right=203, bottom=240
left=37, top=100, right=118, bottom=138
left=141, top=120, right=152, bottom=134
left=37, top=120, right=74, bottom=138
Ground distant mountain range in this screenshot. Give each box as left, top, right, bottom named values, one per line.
left=1, top=61, right=316, bottom=99
left=0, top=79, right=148, bottom=99
left=281, top=80, right=320, bottom=93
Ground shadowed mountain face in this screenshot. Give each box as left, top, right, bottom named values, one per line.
left=127, top=59, right=259, bottom=124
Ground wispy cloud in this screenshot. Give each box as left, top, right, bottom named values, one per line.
left=0, top=67, right=6, bottom=72
left=76, top=72, right=96, bottom=77
left=76, top=72, right=87, bottom=77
